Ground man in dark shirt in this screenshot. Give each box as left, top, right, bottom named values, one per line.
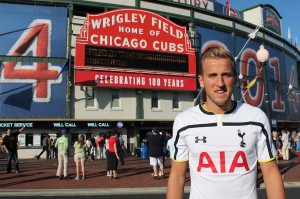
left=3, top=126, right=26, bottom=173
left=147, top=127, right=165, bottom=179
left=116, top=133, right=125, bottom=165
left=89, top=133, right=96, bottom=161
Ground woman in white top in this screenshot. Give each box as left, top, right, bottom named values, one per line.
left=105, top=131, right=111, bottom=176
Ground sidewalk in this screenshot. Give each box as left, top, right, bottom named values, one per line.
left=0, top=155, right=299, bottom=196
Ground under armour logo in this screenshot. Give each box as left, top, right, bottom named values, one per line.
left=195, top=136, right=207, bottom=143
left=238, top=130, right=246, bottom=148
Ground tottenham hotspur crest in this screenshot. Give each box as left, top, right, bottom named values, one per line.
left=238, top=129, right=246, bottom=147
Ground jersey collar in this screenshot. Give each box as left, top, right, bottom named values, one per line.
left=199, top=101, right=237, bottom=115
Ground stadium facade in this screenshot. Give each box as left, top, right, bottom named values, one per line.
left=0, top=0, right=299, bottom=158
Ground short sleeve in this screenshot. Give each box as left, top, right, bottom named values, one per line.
left=2, top=137, right=7, bottom=146
left=172, top=115, right=189, bottom=162
left=256, top=111, right=276, bottom=162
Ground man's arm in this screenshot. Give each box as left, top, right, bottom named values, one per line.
left=65, top=137, right=69, bottom=149
left=55, top=139, right=58, bottom=148
left=3, top=145, right=9, bottom=153
left=167, top=161, right=187, bottom=199
left=2, top=138, right=9, bottom=153
left=260, top=160, right=286, bottom=199
left=18, top=126, right=26, bottom=132
left=166, top=144, right=170, bottom=151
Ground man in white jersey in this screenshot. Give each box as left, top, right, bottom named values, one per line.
left=167, top=47, right=285, bottom=199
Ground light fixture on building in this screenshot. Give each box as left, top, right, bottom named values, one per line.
left=256, top=45, right=271, bottom=126
left=136, top=90, right=142, bottom=95
left=238, top=73, right=243, bottom=80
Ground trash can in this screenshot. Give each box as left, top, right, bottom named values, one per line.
left=135, top=147, right=141, bottom=157
left=141, top=143, right=148, bottom=159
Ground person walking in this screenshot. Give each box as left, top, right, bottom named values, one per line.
left=164, top=132, right=172, bottom=158
left=116, top=133, right=125, bottom=165
left=55, top=129, right=69, bottom=179
left=167, top=47, right=285, bottom=199
left=108, top=131, right=119, bottom=179
left=95, top=133, right=101, bottom=159
left=96, top=133, right=105, bottom=160
left=295, top=132, right=300, bottom=162
left=89, top=133, right=96, bottom=161
left=272, top=131, right=280, bottom=163
left=291, top=130, right=297, bottom=152
left=35, top=134, right=50, bottom=160
left=2, top=126, right=26, bottom=173
left=51, top=135, right=58, bottom=159
left=85, top=137, right=91, bottom=160
left=166, top=135, right=174, bottom=166
left=281, top=130, right=289, bottom=161
left=148, top=127, right=165, bottom=179
left=105, top=131, right=111, bottom=177
left=74, top=134, right=88, bottom=180
left=296, top=132, right=300, bottom=152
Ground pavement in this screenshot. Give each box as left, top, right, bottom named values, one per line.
left=0, top=154, right=300, bottom=196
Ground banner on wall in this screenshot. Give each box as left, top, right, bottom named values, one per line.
left=0, top=3, right=68, bottom=118
left=263, top=6, right=282, bottom=35
left=196, top=25, right=300, bottom=120
left=161, top=0, right=243, bottom=19
left=33, top=134, right=41, bottom=146
left=18, top=134, right=26, bottom=147
left=75, top=9, right=197, bottom=91
left=285, top=55, right=300, bottom=120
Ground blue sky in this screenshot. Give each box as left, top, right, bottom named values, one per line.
left=219, top=0, right=299, bottom=45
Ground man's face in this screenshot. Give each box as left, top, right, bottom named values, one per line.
left=7, top=129, right=11, bottom=135
left=198, top=58, right=236, bottom=112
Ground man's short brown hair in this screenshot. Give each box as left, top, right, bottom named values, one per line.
left=199, top=47, right=237, bottom=80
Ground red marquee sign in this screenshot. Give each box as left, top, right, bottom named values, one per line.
left=75, top=9, right=196, bottom=91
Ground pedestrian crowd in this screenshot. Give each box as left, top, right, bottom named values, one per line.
left=272, top=129, right=300, bottom=162
left=0, top=127, right=129, bottom=181
left=52, top=130, right=127, bottom=180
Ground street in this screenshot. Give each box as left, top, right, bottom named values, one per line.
left=0, top=188, right=299, bottom=199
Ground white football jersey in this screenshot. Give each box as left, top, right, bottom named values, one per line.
left=172, top=101, right=276, bottom=199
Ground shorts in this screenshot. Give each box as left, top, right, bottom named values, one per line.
left=74, top=153, right=86, bottom=162
left=149, top=156, right=163, bottom=166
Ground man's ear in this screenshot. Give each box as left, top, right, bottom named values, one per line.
left=198, top=75, right=204, bottom=88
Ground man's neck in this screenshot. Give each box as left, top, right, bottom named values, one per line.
left=202, top=100, right=233, bottom=114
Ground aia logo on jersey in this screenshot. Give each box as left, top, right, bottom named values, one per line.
left=197, top=151, right=250, bottom=173
left=1, top=19, right=62, bottom=102
left=195, top=136, right=207, bottom=143
left=238, top=129, right=246, bottom=148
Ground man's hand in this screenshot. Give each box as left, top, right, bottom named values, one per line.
left=3, top=146, right=9, bottom=154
